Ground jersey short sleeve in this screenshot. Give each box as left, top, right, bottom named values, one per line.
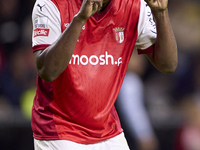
left=135, top=0, right=157, bottom=52
left=32, top=0, right=61, bottom=52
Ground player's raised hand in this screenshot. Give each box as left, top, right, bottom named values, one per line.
left=145, top=0, right=168, bottom=13
left=77, top=0, right=103, bottom=21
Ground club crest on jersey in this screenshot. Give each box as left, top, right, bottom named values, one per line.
left=113, top=27, right=125, bottom=43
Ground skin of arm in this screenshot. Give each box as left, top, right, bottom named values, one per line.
left=34, top=0, right=103, bottom=82
left=145, top=0, right=178, bottom=73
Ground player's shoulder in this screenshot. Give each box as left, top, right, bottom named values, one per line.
left=32, top=0, right=60, bottom=16
left=33, top=0, right=62, bottom=10
left=34, top=0, right=54, bottom=6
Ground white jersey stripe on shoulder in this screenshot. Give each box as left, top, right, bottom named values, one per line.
left=32, top=0, right=61, bottom=48
left=135, top=0, right=157, bottom=50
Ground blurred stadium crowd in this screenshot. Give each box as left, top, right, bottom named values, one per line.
left=0, top=0, right=199, bottom=150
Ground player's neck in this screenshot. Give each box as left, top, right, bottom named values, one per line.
left=97, top=0, right=111, bottom=14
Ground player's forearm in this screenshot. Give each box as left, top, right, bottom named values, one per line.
left=150, top=9, right=178, bottom=73
left=35, top=15, right=87, bottom=82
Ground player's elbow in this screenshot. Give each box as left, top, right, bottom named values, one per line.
left=158, top=62, right=178, bottom=74
left=38, top=68, right=58, bottom=82
left=161, top=66, right=177, bottom=74
left=36, top=61, right=63, bottom=82
left=39, top=74, right=56, bottom=82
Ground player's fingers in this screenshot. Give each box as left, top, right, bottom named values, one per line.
left=93, top=1, right=103, bottom=12
left=89, top=0, right=102, bottom=4
left=93, top=2, right=99, bottom=12
left=98, top=0, right=103, bottom=9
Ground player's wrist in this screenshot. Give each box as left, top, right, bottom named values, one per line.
left=152, top=8, right=168, bottom=21
left=74, top=12, right=89, bottom=24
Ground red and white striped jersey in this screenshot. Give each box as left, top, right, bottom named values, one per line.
left=31, top=0, right=156, bottom=144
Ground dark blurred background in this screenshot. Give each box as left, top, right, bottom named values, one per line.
left=0, top=0, right=200, bottom=150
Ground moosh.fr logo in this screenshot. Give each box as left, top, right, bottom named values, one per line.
left=69, top=51, right=122, bottom=66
